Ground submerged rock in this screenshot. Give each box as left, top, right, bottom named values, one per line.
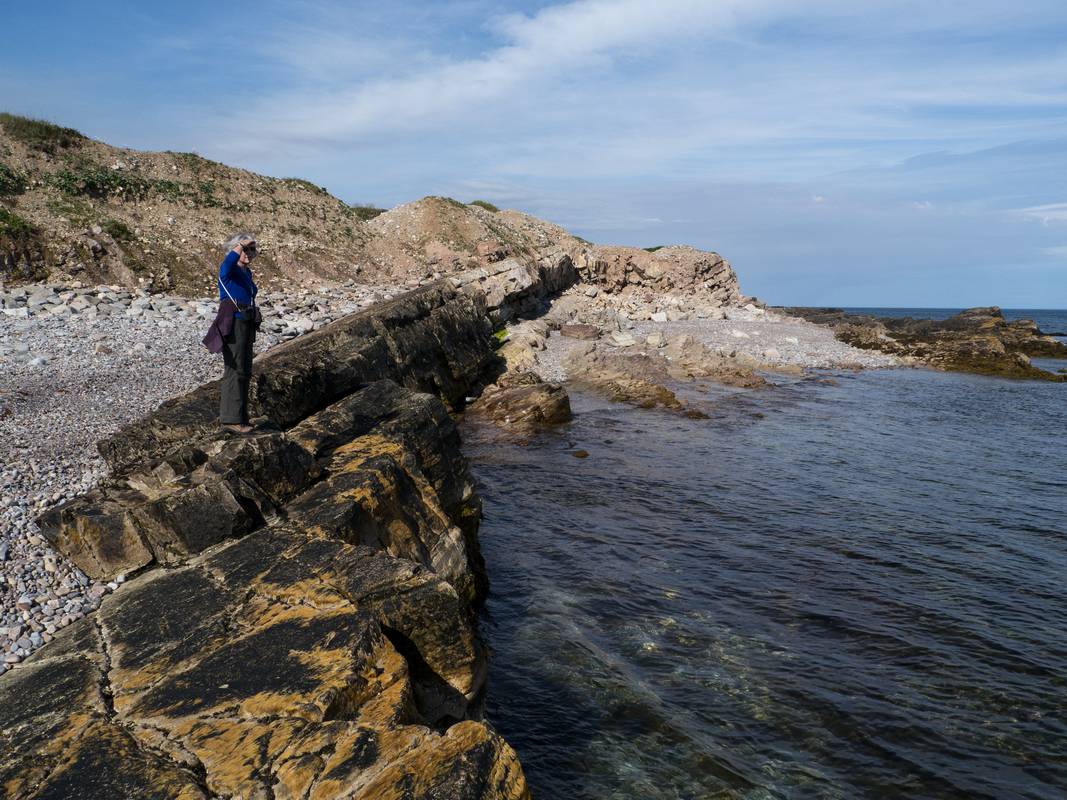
left=468, top=371, right=572, bottom=437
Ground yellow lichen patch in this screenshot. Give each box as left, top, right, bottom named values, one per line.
left=351, top=642, right=415, bottom=728
left=237, top=594, right=331, bottom=630
left=108, top=627, right=233, bottom=699
left=251, top=575, right=350, bottom=611
left=178, top=717, right=305, bottom=799
left=239, top=650, right=360, bottom=722
left=331, top=434, right=409, bottom=470
left=2, top=712, right=97, bottom=798
left=309, top=725, right=427, bottom=800
left=270, top=720, right=348, bottom=800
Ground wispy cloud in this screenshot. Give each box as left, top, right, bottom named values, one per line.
left=1018, top=203, right=1067, bottom=225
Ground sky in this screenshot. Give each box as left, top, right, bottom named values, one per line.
left=3, top=0, right=1067, bottom=306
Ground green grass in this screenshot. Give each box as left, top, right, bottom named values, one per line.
left=0, top=113, right=85, bottom=154
left=469, top=200, right=500, bottom=212
left=436, top=196, right=469, bottom=210
left=348, top=204, right=386, bottom=221
left=0, top=162, right=25, bottom=195
left=282, top=177, right=329, bottom=196
left=0, top=206, right=35, bottom=237
left=101, top=218, right=133, bottom=242
left=167, top=151, right=220, bottom=174
left=51, top=160, right=151, bottom=200
left=643, top=245, right=665, bottom=252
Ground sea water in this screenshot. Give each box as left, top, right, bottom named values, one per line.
left=466, top=310, right=1067, bottom=800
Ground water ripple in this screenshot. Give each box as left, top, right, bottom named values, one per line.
left=468, top=365, right=1067, bottom=800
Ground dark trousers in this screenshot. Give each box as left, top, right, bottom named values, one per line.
left=220, top=317, right=255, bottom=424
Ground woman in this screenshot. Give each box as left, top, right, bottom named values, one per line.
left=203, top=233, right=260, bottom=433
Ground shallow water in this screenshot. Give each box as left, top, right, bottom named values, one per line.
left=466, top=362, right=1067, bottom=799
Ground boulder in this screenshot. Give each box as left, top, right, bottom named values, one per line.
left=560, top=323, right=599, bottom=340
left=468, top=372, right=572, bottom=436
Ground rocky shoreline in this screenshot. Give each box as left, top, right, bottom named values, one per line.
left=784, top=306, right=1067, bottom=380
left=1, top=280, right=534, bottom=798
left=0, top=281, right=410, bottom=673
left=0, top=279, right=910, bottom=674
left=4, top=250, right=1061, bottom=797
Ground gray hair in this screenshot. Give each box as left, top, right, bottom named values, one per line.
left=224, top=232, right=256, bottom=250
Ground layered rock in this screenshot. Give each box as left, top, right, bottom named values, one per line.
left=0, top=529, right=527, bottom=799
left=95, top=283, right=496, bottom=473
left=7, top=280, right=534, bottom=798
left=785, top=306, right=1067, bottom=380
left=577, top=245, right=743, bottom=305
left=467, top=372, right=573, bottom=437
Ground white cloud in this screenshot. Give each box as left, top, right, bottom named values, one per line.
left=1041, top=245, right=1067, bottom=258
left=1018, top=203, right=1067, bottom=225
left=243, top=0, right=785, bottom=144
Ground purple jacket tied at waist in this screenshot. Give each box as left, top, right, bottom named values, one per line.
left=202, top=299, right=239, bottom=354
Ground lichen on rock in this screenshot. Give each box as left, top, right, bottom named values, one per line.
left=7, top=280, right=534, bottom=799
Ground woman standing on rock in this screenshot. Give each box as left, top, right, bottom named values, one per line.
left=202, top=233, right=261, bottom=433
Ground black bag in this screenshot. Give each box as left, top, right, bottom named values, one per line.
left=237, top=304, right=263, bottom=331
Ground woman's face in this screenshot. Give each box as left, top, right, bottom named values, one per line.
left=238, top=249, right=251, bottom=267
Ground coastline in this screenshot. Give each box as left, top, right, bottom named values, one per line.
left=3, top=262, right=1063, bottom=796
left=0, top=280, right=902, bottom=673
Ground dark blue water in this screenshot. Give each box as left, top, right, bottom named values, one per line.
left=467, top=332, right=1067, bottom=799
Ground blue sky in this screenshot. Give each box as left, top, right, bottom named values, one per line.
left=4, top=0, right=1067, bottom=306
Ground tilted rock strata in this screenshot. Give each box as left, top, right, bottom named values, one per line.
left=785, top=306, right=1067, bottom=381
left=0, top=529, right=528, bottom=799
left=94, top=282, right=496, bottom=474
left=8, top=280, right=536, bottom=797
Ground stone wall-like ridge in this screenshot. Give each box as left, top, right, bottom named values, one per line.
left=3, top=278, right=541, bottom=799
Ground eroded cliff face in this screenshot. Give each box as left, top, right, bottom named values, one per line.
left=3, top=280, right=544, bottom=799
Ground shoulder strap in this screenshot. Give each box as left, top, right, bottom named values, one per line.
left=218, top=274, right=255, bottom=308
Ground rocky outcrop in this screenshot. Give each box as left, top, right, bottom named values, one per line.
left=449, top=245, right=577, bottom=326
left=785, top=306, right=1067, bottom=380
left=8, top=280, right=534, bottom=798
left=577, top=245, right=743, bottom=305
left=0, top=529, right=528, bottom=799
left=96, top=283, right=496, bottom=473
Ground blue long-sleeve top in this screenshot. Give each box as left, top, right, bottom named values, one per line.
left=217, top=250, right=257, bottom=316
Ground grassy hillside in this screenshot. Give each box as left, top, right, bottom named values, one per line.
left=0, top=113, right=386, bottom=293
